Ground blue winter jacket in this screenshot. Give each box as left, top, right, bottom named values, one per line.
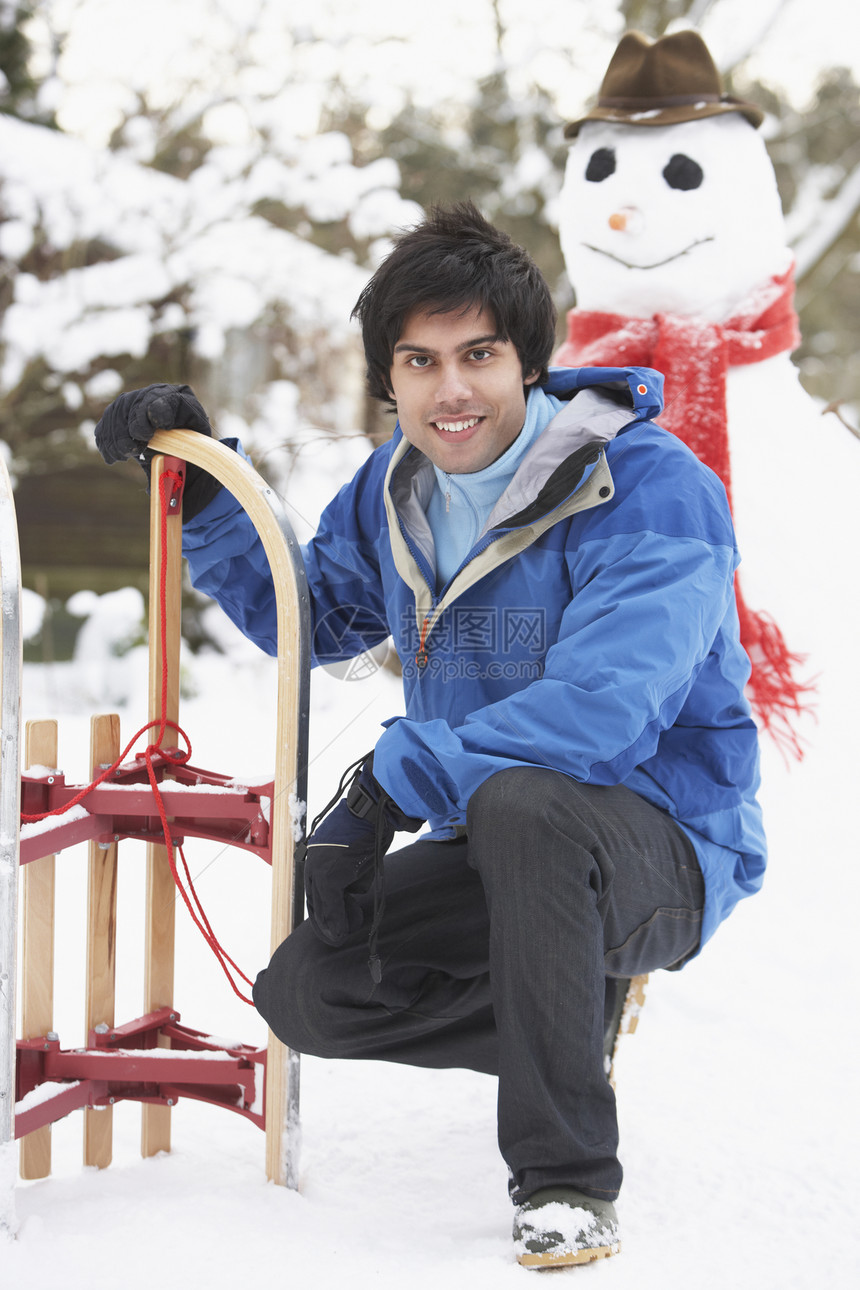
left=183, top=365, right=766, bottom=952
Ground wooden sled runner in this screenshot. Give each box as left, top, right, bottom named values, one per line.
left=1, top=434, right=310, bottom=1235
left=1, top=451, right=23, bottom=1234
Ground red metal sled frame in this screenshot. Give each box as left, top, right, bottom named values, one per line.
left=16, top=1008, right=266, bottom=1139
left=19, top=756, right=275, bottom=866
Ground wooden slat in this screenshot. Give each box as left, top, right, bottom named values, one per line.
left=141, top=456, right=182, bottom=1159
left=84, top=713, right=120, bottom=1168
left=19, top=719, right=58, bottom=1180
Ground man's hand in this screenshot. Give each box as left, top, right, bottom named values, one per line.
left=94, top=383, right=211, bottom=463
left=94, top=383, right=222, bottom=520
left=304, top=757, right=423, bottom=950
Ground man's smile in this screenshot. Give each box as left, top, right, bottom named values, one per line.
left=431, top=415, right=483, bottom=435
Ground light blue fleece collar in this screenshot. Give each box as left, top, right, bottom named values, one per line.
left=427, top=385, right=563, bottom=588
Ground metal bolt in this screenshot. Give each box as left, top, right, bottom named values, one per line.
left=166, top=1098, right=175, bottom=1106
left=169, top=498, right=177, bottom=507
left=109, top=1097, right=115, bottom=1105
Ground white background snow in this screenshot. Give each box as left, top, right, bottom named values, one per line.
left=3, top=1, right=860, bottom=1286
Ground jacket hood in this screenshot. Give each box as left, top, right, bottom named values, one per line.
left=543, top=363, right=664, bottom=422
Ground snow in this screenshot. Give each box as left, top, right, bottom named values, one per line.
left=19, top=1047, right=247, bottom=1065
left=15, top=1082, right=81, bottom=1116
left=288, top=793, right=305, bottom=842
left=19, top=804, right=89, bottom=840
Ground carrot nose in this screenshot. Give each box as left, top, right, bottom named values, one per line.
left=609, top=212, right=628, bottom=231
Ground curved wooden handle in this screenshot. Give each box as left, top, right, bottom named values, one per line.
left=149, top=429, right=309, bottom=1189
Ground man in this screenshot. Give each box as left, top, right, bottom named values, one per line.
left=94, top=202, right=766, bottom=1268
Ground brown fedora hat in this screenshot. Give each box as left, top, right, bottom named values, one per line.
left=564, top=29, right=763, bottom=137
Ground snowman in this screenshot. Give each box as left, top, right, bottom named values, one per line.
left=553, top=29, right=860, bottom=767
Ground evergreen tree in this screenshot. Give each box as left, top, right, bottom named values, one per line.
left=0, top=2, right=55, bottom=126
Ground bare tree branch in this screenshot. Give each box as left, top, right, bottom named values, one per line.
left=680, top=0, right=721, bottom=29
left=823, top=401, right=860, bottom=441
left=710, top=0, right=792, bottom=75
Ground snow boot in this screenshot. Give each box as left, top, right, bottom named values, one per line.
left=513, top=1186, right=620, bottom=1268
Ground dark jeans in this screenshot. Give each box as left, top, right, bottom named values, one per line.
left=253, top=768, right=705, bottom=1203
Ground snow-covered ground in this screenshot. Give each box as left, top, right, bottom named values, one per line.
left=5, top=423, right=860, bottom=1288
left=7, top=649, right=860, bottom=1288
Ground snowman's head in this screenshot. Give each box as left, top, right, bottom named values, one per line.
left=559, top=114, right=792, bottom=322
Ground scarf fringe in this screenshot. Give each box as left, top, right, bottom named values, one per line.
left=736, top=587, right=814, bottom=762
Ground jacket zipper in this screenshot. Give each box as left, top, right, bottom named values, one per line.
left=402, top=450, right=610, bottom=670
left=414, top=527, right=506, bottom=669
left=393, top=512, right=439, bottom=670
left=416, top=617, right=431, bottom=669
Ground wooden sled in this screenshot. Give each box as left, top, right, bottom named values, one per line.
left=1, top=433, right=310, bottom=1235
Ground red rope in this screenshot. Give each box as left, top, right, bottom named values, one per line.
left=23, top=467, right=254, bottom=1005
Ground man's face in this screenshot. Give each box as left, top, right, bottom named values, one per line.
left=388, top=305, right=538, bottom=474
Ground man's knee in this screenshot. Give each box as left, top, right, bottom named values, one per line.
left=253, top=922, right=345, bottom=1058
left=467, top=766, right=555, bottom=833
left=466, top=767, right=605, bottom=889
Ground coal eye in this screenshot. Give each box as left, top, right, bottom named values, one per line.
left=585, top=148, right=616, bottom=182
left=662, top=154, right=703, bottom=191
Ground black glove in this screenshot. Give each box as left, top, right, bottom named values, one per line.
left=94, top=383, right=221, bottom=521
left=303, top=755, right=423, bottom=972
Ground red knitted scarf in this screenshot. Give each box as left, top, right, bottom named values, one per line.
left=554, top=267, right=810, bottom=755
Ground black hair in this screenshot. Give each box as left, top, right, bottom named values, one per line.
left=351, top=201, right=557, bottom=406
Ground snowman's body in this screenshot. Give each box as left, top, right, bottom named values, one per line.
left=556, top=113, right=859, bottom=846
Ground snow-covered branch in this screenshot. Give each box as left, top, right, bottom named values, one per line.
left=789, top=160, right=860, bottom=280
